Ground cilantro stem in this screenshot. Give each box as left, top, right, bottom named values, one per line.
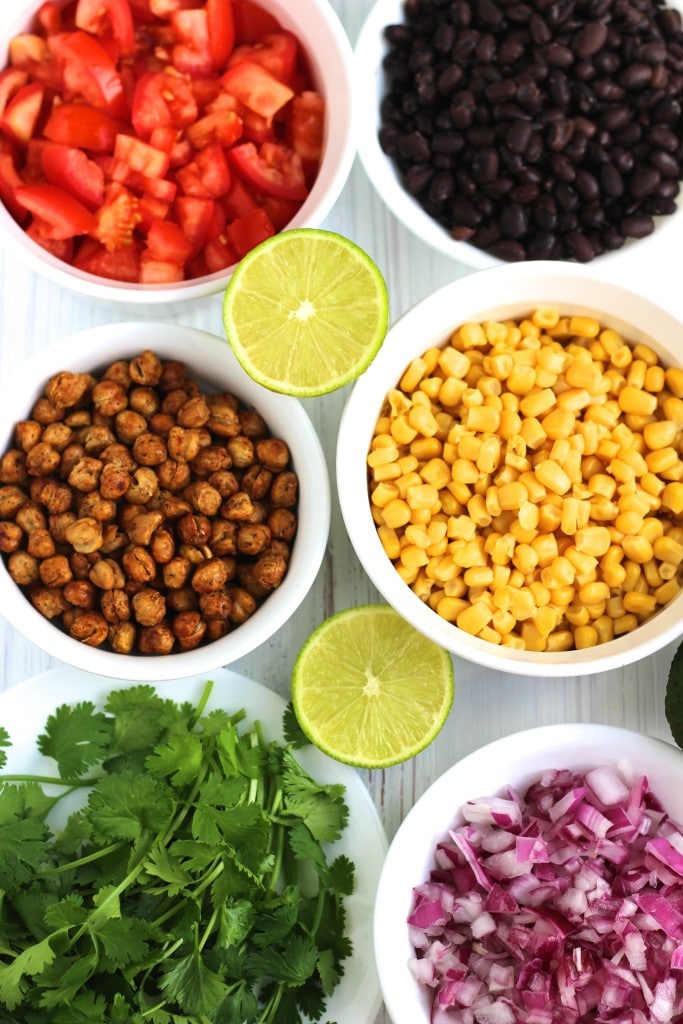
left=188, top=679, right=214, bottom=728
left=0, top=774, right=94, bottom=787
left=41, top=839, right=127, bottom=875
left=256, top=982, right=284, bottom=1024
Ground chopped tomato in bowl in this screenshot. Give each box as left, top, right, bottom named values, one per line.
left=0, top=0, right=354, bottom=302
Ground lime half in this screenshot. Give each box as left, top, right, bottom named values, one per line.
left=222, top=228, right=389, bottom=397
left=291, top=605, right=454, bottom=768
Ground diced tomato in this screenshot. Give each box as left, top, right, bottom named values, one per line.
left=221, top=60, right=293, bottom=121
left=43, top=102, right=120, bottom=151
left=75, top=0, right=136, bottom=54
left=176, top=140, right=230, bottom=198
left=0, top=82, right=45, bottom=144
left=0, top=152, right=28, bottom=220
left=207, top=0, right=235, bottom=73
left=114, top=133, right=170, bottom=178
left=232, top=0, right=281, bottom=44
left=289, top=90, right=324, bottom=164
left=37, top=3, right=64, bottom=35
left=145, top=217, right=193, bottom=263
left=228, top=140, right=307, bottom=200
left=73, top=235, right=142, bottom=280
left=139, top=253, right=185, bottom=282
left=175, top=195, right=216, bottom=255
left=0, top=69, right=29, bottom=118
left=131, top=72, right=198, bottom=137
left=8, top=35, right=61, bottom=89
left=93, top=183, right=141, bottom=248
left=149, top=0, right=195, bottom=15
left=222, top=170, right=257, bottom=219
left=137, top=193, right=170, bottom=230
left=186, top=109, right=242, bottom=149
left=50, top=31, right=128, bottom=119
left=26, top=218, right=75, bottom=260
left=253, top=190, right=300, bottom=231
left=203, top=232, right=238, bottom=272
left=226, top=205, right=274, bottom=257
left=40, top=142, right=105, bottom=209
left=15, top=182, right=97, bottom=239
left=172, top=9, right=210, bottom=51
left=227, top=31, right=298, bottom=85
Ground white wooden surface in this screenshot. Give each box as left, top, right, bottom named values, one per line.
left=1, top=4, right=683, bottom=1022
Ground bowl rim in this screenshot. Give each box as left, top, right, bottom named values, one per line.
left=0, top=320, right=331, bottom=679
left=353, top=0, right=683, bottom=271
left=0, top=0, right=356, bottom=304
left=373, top=722, right=683, bottom=1024
left=336, top=260, right=683, bottom=677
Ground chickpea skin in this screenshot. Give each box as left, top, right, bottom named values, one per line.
left=68, top=610, right=109, bottom=646
left=132, top=588, right=167, bottom=626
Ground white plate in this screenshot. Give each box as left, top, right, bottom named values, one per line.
left=0, top=666, right=389, bottom=1024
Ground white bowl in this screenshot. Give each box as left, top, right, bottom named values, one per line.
left=0, top=321, right=330, bottom=679
left=0, top=0, right=355, bottom=304
left=354, top=0, right=683, bottom=271
left=374, top=723, right=683, bottom=1024
left=337, top=260, right=683, bottom=677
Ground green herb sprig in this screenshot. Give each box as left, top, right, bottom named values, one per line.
left=0, top=681, right=354, bottom=1024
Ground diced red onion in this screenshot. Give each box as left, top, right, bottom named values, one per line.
left=408, top=764, right=683, bottom=1023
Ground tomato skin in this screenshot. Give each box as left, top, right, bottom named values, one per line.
left=0, top=152, right=29, bottom=220
left=232, top=0, right=281, bottom=43
left=186, top=109, right=242, bottom=149
left=75, top=0, right=136, bottom=54
left=175, top=194, right=216, bottom=254
left=228, top=140, right=307, bottom=201
left=114, top=133, right=171, bottom=178
left=27, top=218, right=75, bottom=259
left=43, top=102, right=120, bottom=151
left=0, top=69, right=29, bottom=119
left=50, top=31, right=129, bottom=119
left=40, top=141, right=105, bottom=209
left=131, top=72, right=198, bottom=137
left=288, top=90, right=324, bottom=164
left=15, top=182, right=97, bottom=238
left=73, top=235, right=141, bottom=280
left=221, top=60, right=293, bottom=121
left=145, top=217, right=193, bottom=263
left=228, top=31, right=298, bottom=85
left=226, top=204, right=274, bottom=256
left=206, top=0, right=235, bottom=72
left=0, top=82, right=45, bottom=144
left=175, top=140, right=230, bottom=198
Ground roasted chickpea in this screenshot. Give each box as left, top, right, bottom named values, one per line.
left=227, top=586, right=256, bottom=624
left=157, top=459, right=192, bottom=491
left=92, top=379, right=128, bottom=417
left=163, top=556, right=191, bottom=589
left=132, top=588, right=166, bottom=626
left=125, top=509, right=164, bottom=546
left=0, top=485, right=29, bottom=518
left=77, top=492, right=117, bottom=521
left=100, top=523, right=127, bottom=554
left=103, top=360, right=131, bottom=388
left=129, top=351, right=162, bottom=386
left=171, top=610, right=207, bottom=650
left=177, top=513, right=211, bottom=545
left=109, top=621, right=136, bottom=654
left=115, top=409, right=148, bottom=444
left=80, top=425, right=116, bottom=455
left=27, top=528, right=56, bottom=559
left=167, top=425, right=202, bottom=462
left=177, top=396, right=210, bottom=427
left=126, top=467, right=159, bottom=505
left=99, top=463, right=131, bottom=500
left=46, top=371, right=92, bottom=409
left=122, top=546, right=157, bottom=583
left=60, top=443, right=87, bottom=478
left=237, top=524, right=272, bottom=556
left=101, top=443, right=137, bottom=471
left=159, top=360, right=188, bottom=392
left=252, top=550, right=288, bottom=590
left=100, top=588, right=131, bottom=623
left=183, top=481, right=222, bottom=516
left=221, top=491, right=254, bottom=521
left=226, top=436, right=255, bottom=469
left=129, top=386, right=160, bottom=417
left=270, top=471, right=299, bottom=507
left=133, top=432, right=167, bottom=466
left=14, top=421, right=42, bottom=452
left=267, top=507, right=297, bottom=542
left=149, top=413, right=175, bottom=436
left=239, top=410, right=268, bottom=438
left=15, top=502, right=48, bottom=534
left=159, top=494, right=192, bottom=519
left=198, top=589, right=232, bottom=620
left=191, top=446, right=231, bottom=477
left=30, top=397, right=62, bottom=425
left=207, top=400, right=240, bottom=437
left=68, top=457, right=103, bottom=492
left=191, top=557, right=229, bottom=593
left=39, top=555, right=73, bottom=588
left=8, top=550, right=40, bottom=586
left=208, top=469, right=239, bottom=499
left=151, top=527, right=175, bottom=564
left=63, top=579, right=97, bottom=610
left=0, top=521, right=23, bottom=553
left=256, top=438, right=290, bottom=471
left=30, top=586, right=70, bottom=618
left=64, top=517, right=104, bottom=554
left=68, top=610, right=109, bottom=646
left=48, top=511, right=77, bottom=543
left=209, top=520, right=237, bottom=556
left=138, top=623, right=175, bottom=654
left=1, top=448, right=28, bottom=483
left=89, top=558, right=125, bottom=591
left=166, top=587, right=198, bottom=612
left=241, top=464, right=273, bottom=500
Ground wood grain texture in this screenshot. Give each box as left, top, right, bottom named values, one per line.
left=0, top=4, right=683, bottom=1022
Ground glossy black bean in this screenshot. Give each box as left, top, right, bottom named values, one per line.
left=534, top=195, right=559, bottom=229
left=506, top=120, right=533, bottom=153
left=621, top=214, right=656, bottom=237
left=574, top=21, right=609, bottom=57
left=658, top=178, right=680, bottom=198
left=432, top=132, right=466, bottom=155
left=489, top=238, right=527, bottom=260
left=471, top=147, right=500, bottom=182
left=642, top=195, right=677, bottom=214
left=509, top=182, right=541, bottom=203
left=628, top=166, right=662, bottom=198
left=527, top=230, right=558, bottom=258
left=397, top=132, right=431, bottom=163
left=565, top=233, right=596, bottom=261
left=600, top=163, right=625, bottom=196
left=428, top=170, right=455, bottom=202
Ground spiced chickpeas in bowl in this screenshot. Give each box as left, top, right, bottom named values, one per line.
left=336, top=261, right=683, bottom=677
left=0, top=0, right=355, bottom=303
left=0, top=321, right=330, bottom=680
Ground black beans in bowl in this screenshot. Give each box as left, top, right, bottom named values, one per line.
left=373, top=0, right=683, bottom=263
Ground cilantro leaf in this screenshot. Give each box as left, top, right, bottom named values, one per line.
left=37, top=703, right=113, bottom=778
left=159, top=946, right=228, bottom=1016
left=281, top=750, right=348, bottom=843
left=84, top=772, right=174, bottom=842
left=0, top=728, right=10, bottom=771
left=145, top=732, right=205, bottom=789
left=104, top=686, right=176, bottom=753
left=246, top=934, right=318, bottom=987
left=328, top=855, right=355, bottom=896
left=666, top=639, right=683, bottom=749
left=0, top=789, right=49, bottom=890
left=282, top=705, right=309, bottom=749
left=95, top=918, right=151, bottom=970
left=0, top=936, right=56, bottom=1010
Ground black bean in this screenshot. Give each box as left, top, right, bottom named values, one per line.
left=428, top=170, right=456, bottom=202
left=489, top=238, right=527, bottom=260
left=619, top=63, right=654, bottom=89
left=451, top=196, right=482, bottom=227
left=437, top=65, right=465, bottom=95
left=574, top=21, right=609, bottom=57
left=499, top=202, right=530, bottom=237
left=657, top=178, right=680, bottom=198
left=471, top=147, right=500, bottom=182
left=565, top=233, right=596, bottom=261
left=404, top=165, right=434, bottom=195
left=642, top=195, right=677, bottom=214
left=527, top=230, right=558, bottom=258
left=534, top=195, right=559, bottom=230
left=432, top=132, right=466, bottom=155
left=621, top=214, right=655, bottom=237
left=506, top=120, right=534, bottom=153
left=397, top=131, right=431, bottom=163
left=628, top=165, right=661, bottom=198
left=600, top=162, right=625, bottom=196
left=575, top=168, right=600, bottom=200
left=509, top=182, right=541, bottom=202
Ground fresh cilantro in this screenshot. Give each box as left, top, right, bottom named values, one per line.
left=0, top=680, right=356, bottom=1023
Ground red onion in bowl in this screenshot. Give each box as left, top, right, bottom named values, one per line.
left=408, top=764, right=683, bottom=1024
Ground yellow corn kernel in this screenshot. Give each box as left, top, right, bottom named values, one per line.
left=465, top=405, right=501, bottom=433
left=420, top=458, right=451, bottom=489
left=451, top=458, right=479, bottom=485
left=665, top=366, right=683, bottom=398
left=390, top=415, right=418, bottom=445
left=534, top=459, right=571, bottom=495
left=618, top=385, right=658, bottom=417
left=400, top=544, right=429, bottom=569
left=588, top=473, right=616, bottom=499
left=381, top=498, right=411, bottom=529
left=641, top=472, right=665, bottom=498
left=662, top=396, right=683, bottom=428
left=642, top=559, right=663, bottom=589
left=412, top=570, right=434, bottom=603
left=519, top=388, right=557, bottom=418
left=477, top=436, right=502, bottom=474
left=621, top=561, right=642, bottom=591
left=574, top=624, right=599, bottom=649
left=626, top=360, right=647, bottom=389
left=395, top=563, right=418, bottom=585
left=566, top=603, right=590, bottom=627
left=371, top=481, right=400, bottom=508
left=496, top=480, right=529, bottom=511
left=507, top=364, right=537, bottom=395
left=512, top=543, right=539, bottom=574
left=592, top=616, right=614, bottom=645
left=518, top=499, right=539, bottom=532
left=406, top=483, right=439, bottom=511
left=396, top=471, right=422, bottom=498
left=404, top=524, right=430, bottom=550
left=557, top=388, right=592, bottom=412
left=653, top=535, right=683, bottom=565
left=372, top=462, right=402, bottom=483
left=448, top=515, right=477, bottom=541
left=462, top=565, right=494, bottom=588
left=467, top=493, right=492, bottom=527
left=542, top=407, right=576, bottom=440
left=367, top=445, right=399, bottom=469
left=565, top=546, right=598, bottom=577
left=457, top=601, right=493, bottom=635
left=569, top=315, right=600, bottom=338
left=541, top=555, right=575, bottom=588
left=645, top=365, right=666, bottom=393
left=400, top=357, right=428, bottom=392
left=499, top=410, right=522, bottom=439
left=438, top=345, right=470, bottom=379
left=545, top=630, right=574, bottom=651
left=510, top=587, right=538, bottom=621
left=492, top=608, right=516, bottom=635
left=655, top=578, right=681, bottom=604
left=614, top=510, right=644, bottom=536
left=613, top=613, right=639, bottom=635
left=531, top=533, right=559, bottom=566
left=538, top=501, right=563, bottom=532
left=458, top=321, right=488, bottom=348
left=502, top=633, right=526, bottom=649
left=519, top=622, right=546, bottom=652
left=661, top=482, right=683, bottom=515
left=436, top=596, right=469, bottom=622
left=575, top=526, right=612, bottom=556
left=377, top=525, right=401, bottom=560
left=407, top=405, right=439, bottom=439
left=578, top=580, right=610, bottom=605
left=519, top=417, right=547, bottom=449
left=659, top=560, right=679, bottom=581
left=645, top=447, right=679, bottom=475
left=621, top=535, right=653, bottom=565
left=532, top=306, right=560, bottom=329
left=451, top=538, right=487, bottom=568
left=411, top=438, right=443, bottom=463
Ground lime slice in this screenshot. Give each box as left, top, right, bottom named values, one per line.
left=291, top=605, right=454, bottom=768
left=222, top=228, right=389, bottom=397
